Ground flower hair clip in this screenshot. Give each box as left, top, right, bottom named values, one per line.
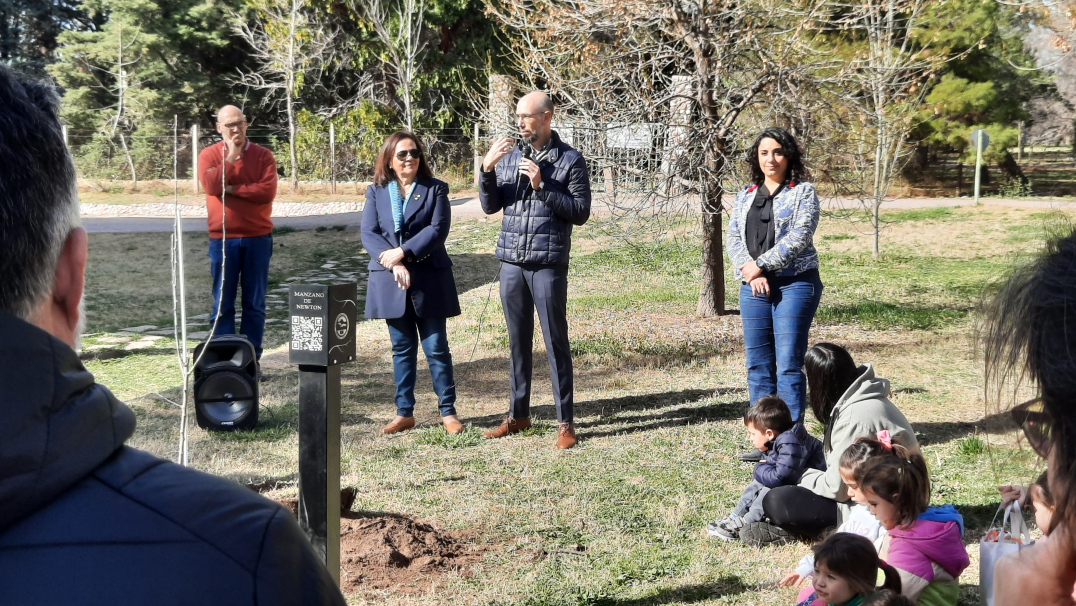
left=876, top=430, right=893, bottom=450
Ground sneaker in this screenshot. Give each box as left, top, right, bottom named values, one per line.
left=737, top=448, right=764, bottom=462
left=739, top=521, right=793, bottom=547
left=705, top=514, right=744, bottom=541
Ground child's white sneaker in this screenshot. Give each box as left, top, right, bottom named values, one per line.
left=705, top=514, right=744, bottom=540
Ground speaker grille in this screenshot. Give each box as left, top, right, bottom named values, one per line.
left=198, top=370, right=256, bottom=425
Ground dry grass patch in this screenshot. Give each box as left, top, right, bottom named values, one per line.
left=79, top=208, right=1058, bottom=605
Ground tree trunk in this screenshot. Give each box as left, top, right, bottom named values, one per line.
left=287, top=0, right=299, bottom=191
left=996, top=151, right=1027, bottom=185
left=872, top=198, right=881, bottom=260
left=119, top=133, right=137, bottom=189
left=287, top=91, right=298, bottom=191
left=696, top=180, right=726, bottom=317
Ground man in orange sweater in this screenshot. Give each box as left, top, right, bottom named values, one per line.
left=198, top=105, right=278, bottom=359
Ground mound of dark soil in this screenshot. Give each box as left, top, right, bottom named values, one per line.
left=258, top=482, right=486, bottom=596
left=338, top=512, right=484, bottom=595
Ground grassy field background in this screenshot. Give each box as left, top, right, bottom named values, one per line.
left=79, top=205, right=1063, bottom=605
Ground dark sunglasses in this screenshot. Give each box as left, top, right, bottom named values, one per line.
left=1012, top=397, right=1053, bottom=458
left=395, top=149, right=422, bottom=160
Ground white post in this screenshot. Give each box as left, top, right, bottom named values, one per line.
left=974, top=136, right=983, bottom=206
left=330, top=123, right=336, bottom=195
left=62, top=125, right=68, bottom=147
left=191, top=124, right=200, bottom=194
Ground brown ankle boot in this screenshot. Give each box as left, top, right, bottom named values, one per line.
left=482, top=416, right=531, bottom=439
left=443, top=417, right=464, bottom=434
left=381, top=416, right=415, bottom=435
left=556, top=422, right=577, bottom=449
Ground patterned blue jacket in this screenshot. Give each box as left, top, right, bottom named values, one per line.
left=727, top=181, right=820, bottom=280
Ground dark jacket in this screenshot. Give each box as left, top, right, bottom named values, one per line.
left=753, top=423, right=826, bottom=489
left=361, top=177, right=461, bottom=319
left=478, top=130, right=591, bottom=266
left=0, top=313, right=346, bottom=606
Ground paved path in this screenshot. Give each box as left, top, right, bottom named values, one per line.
left=83, top=196, right=487, bottom=233
left=82, top=194, right=1076, bottom=233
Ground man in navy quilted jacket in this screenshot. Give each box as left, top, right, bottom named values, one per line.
left=0, top=65, right=345, bottom=605
left=478, top=91, right=591, bottom=449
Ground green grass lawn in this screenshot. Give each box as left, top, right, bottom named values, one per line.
left=79, top=205, right=1067, bottom=605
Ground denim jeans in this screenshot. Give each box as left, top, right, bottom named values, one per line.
left=385, top=298, right=457, bottom=418
left=732, top=480, right=771, bottom=524
left=209, top=234, right=273, bottom=358
left=739, top=269, right=823, bottom=422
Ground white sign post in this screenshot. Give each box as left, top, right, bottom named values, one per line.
left=969, top=129, right=990, bottom=205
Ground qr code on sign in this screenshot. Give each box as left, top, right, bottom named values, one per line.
left=291, top=316, right=324, bottom=351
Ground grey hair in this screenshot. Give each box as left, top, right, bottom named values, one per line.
left=0, top=65, right=82, bottom=320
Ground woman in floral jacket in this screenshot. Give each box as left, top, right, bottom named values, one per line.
left=727, top=127, right=823, bottom=461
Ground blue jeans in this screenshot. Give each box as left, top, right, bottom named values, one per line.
left=209, top=234, right=273, bottom=358
left=739, top=269, right=823, bottom=422
left=385, top=298, right=457, bottom=418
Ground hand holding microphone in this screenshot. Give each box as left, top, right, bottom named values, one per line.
left=519, top=156, right=542, bottom=191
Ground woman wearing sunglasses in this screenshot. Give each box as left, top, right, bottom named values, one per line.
left=361, top=131, right=463, bottom=435
left=984, top=229, right=1076, bottom=604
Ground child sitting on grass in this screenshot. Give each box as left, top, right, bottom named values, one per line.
left=794, top=533, right=903, bottom=606
left=856, top=451, right=970, bottom=605
left=707, top=395, right=825, bottom=541
left=781, top=433, right=900, bottom=588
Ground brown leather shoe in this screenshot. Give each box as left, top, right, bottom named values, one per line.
left=443, top=416, right=464, bottom=434
left=556, top=422, right=577, bottom=449
left=482, top=416, right=531, bottom=439
left=381, top=416, right=415, bottom=435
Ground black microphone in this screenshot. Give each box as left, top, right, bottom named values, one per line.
left=517, top=141, right=533, bottom=183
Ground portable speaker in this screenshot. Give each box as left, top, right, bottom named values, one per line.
left=192, top=335, right=259, bottom=431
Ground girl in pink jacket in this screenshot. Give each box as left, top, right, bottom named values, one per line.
left=856, top=453, right=970, bottom=605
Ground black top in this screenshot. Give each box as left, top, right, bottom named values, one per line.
left=746, top=182, right=784, bottom=261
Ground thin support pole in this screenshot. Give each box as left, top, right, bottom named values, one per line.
left=191, top=124, right=200, bottom=193
left=172, top=115, right=191, bottom=466
left=974, top=138, right=983, bottom=206
left=330, top=123, right=336, bottom=195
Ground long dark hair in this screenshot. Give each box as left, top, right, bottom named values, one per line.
left=746, top=127, right=806, bottom=186
left=805, top=343, right=862, bottom=427
left=857, top=451, right=931, bottom=529
left=812, top=533, right=902, bottom=595
left=983, top=227, right=1076, bottom=536
left=372, top=131, right=433, bottom=187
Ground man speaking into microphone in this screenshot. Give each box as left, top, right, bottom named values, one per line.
left=479, top=91, right=591, bottom=449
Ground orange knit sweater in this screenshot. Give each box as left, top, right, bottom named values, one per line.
left=198, top=141, right=278, bottom=238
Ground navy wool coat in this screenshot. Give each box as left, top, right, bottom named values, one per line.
left=361, top=176, right=461, bottom=319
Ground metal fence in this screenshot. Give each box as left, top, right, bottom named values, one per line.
left=65, top=124, right=478, bottom=189
left=66, top=120, right=691, bottom=194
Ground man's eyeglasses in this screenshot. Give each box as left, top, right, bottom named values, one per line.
left=1012, top=397, right=1053, bottom=458
left=219, top=121, right=246, bottom=130
left=515, top=111, right=549, bottom=122
left=395, top=149, right=422, bottom=160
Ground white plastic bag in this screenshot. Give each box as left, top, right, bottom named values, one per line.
left=980, top=501, right=1034, bottom=606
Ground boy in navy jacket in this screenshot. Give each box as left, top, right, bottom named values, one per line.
left=706, top=395, right=825, bottom=541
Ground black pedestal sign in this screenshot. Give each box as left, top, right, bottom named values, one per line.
left=289, top=283, right=356, bottom=584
